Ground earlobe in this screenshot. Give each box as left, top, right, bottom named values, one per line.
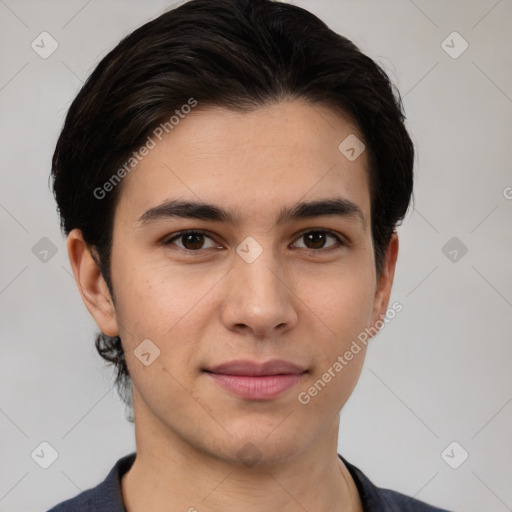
left=370, top=231, right=399, bottom=332
left=66, top=229, right=119, bottom=337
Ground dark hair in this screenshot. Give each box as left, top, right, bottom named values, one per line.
left=51, top=0, right=414, bottom=420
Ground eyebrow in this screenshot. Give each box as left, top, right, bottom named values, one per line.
left=137, top=197, right=366, bottom=229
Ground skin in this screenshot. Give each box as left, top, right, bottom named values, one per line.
left=67, top=100, right=398, bottom=512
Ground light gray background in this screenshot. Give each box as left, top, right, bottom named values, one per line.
left=1, top=0, right=511, bottom=511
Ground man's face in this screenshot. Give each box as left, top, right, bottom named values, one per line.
left=106, top=100, right=392, bottom=465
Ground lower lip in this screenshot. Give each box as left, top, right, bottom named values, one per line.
left=205, top=372, right=305, bottom=400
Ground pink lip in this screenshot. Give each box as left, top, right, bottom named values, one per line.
left=204, top=359, right=307, bottom=400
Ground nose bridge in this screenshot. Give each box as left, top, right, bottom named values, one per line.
left=248, top=254, right=280, bottom=292
left=235, top=236, right=285, bottom=302
left=221, top=235, right=297, bottom=334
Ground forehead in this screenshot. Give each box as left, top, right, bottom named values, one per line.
left=115, top=100, right=371, bottom=228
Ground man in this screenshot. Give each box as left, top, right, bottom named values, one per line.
left=48, top=0, right=451, bottom=510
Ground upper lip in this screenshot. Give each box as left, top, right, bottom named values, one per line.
left=204, top=359, right=307, bottom=376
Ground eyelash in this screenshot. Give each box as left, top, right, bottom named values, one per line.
left=163, top=229, right=344, bottom=253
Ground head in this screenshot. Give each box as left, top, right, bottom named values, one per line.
left=52, top=0, right=413, bottom=464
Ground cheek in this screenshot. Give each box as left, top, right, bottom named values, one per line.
left=108, top=261, right=215, bottom=399
left=112, top=266, right=212, bottom=414
left=112, top=255, right=224, bottom=339
left=296, top=280, right=371, bottom=418
left=301, top=261, right=376, bottom=341
left=296, top=259, right=375, bottom=403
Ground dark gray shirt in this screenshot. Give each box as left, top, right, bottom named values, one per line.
left=47, top=453, right=452, bottom=511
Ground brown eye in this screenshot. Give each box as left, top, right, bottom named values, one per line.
left=165, top=230, right=218, bottom=251
left=293, top=230, right=342, bottom=250
left=180, top=232, right=205, bottom=250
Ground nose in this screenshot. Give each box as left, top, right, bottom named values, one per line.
left=219, top=244, right=299, bottom=338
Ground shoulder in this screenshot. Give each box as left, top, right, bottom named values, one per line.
left=46, top=488, right=95, bottom=512
left=377, top=487, right=452, bottom=511
left=339, top=455, right=452, bottom=512
left=46, top=453, right=136, bottom=512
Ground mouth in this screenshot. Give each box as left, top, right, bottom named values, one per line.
left=203, top=359, right=307, bottom=400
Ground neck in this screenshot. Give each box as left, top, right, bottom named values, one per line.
left=121, top=394, right=362, bottom=512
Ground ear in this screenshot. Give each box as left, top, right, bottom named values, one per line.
left=66, top=229, right=119, bottom=337
left=369, top=231, right=399, bottom=333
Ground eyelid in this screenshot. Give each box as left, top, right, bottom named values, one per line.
left=163, top=228, right=345, bottom=252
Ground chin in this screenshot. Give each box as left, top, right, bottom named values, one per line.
left=216, top=425, right=307, bottom=468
